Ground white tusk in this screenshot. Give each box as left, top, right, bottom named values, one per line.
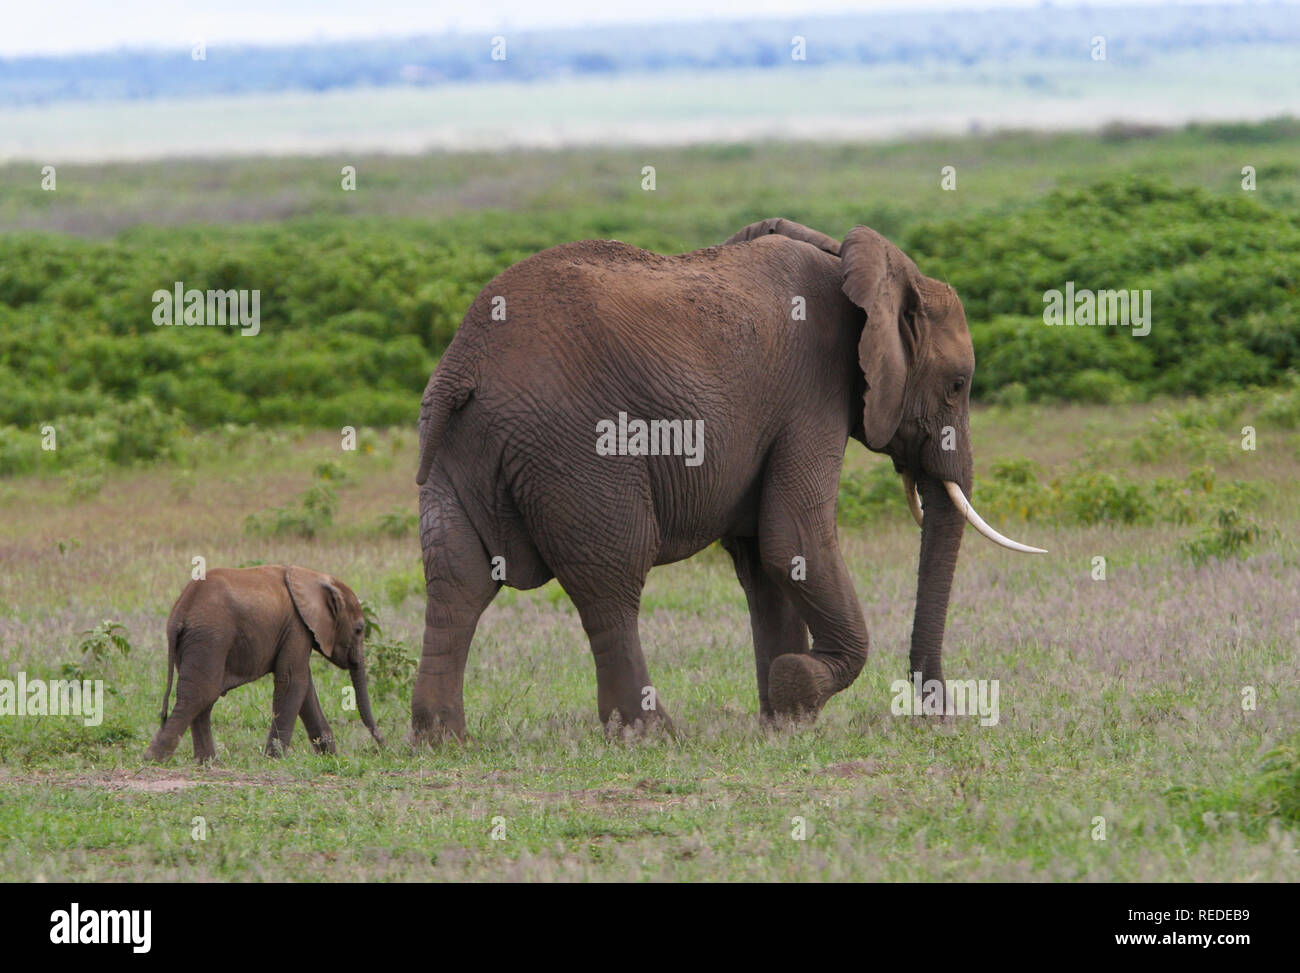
left=943, top=480, right=1048, bottom=554
left=901, top=470, right=924, bottom=528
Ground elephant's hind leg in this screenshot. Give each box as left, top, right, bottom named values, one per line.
left=533, top=477, right=670, bottom=735
left=413, top=473, right=500, bottom=744
left=189, top=703, right=218, bottom=763
left=144, top=665, right=223, bottom=763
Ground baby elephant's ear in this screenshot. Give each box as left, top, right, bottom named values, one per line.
left=286, top=566, right=342, bottom=660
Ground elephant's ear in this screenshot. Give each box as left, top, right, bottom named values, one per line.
left=840, top=225, right=922, bottom=450
left=285, top=566, right=342, bottom=660
left=722, top=217, right=841, bottom=256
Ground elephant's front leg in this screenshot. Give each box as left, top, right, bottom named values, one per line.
left=298, top=677, right=335, bottom=754
left=754, top=447, right=871, bottom=718
left=723, top=536, right=810, bottom=720
left=265, top=658, right=310, bottom=757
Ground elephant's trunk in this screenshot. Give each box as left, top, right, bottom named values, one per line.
left=909, top=476, right=965, bottom=698
left=350, top=659, right=385, bottom=745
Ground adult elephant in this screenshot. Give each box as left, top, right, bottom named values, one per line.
left=413, top=218, right=1044, bottom=741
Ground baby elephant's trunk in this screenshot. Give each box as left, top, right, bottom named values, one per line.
left=350, top=660, right=384, bottom=745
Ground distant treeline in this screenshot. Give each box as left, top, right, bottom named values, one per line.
left=3, top=2, right=1299, bottom=107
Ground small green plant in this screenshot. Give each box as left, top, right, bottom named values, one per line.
left=313, top=461, right=351, bottom=484
left=55, top=538, right=81, bottom=556
left=170, top=469, right=195, bottom=500
left=360, top=599, right=383, bottom=640
left=65, top=469, right=105, bottom=500
left=366, top=635, right=417, bottom=698
left=380, top=567, right=424, bottom=607
left=374, top=509, right=419, bottom=538
left=75, top=620, right=132, bottom=663
left=63, top=619, right=133, bottom=684
left=1169, top=732, right=1300, bottom=836
left=1181, top=507, right=1265, bottom=566
left=1257, top=735, right=1300, bottom=825
left=244, top=484, right=337, bottom=539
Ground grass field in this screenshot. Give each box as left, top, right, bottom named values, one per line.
left=2, top=396, right=1297, bottom=881
left=5, top=119, right=1300, bottom=235
left=2, top=112, right=1299, bottom=881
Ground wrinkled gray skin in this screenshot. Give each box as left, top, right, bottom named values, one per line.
left=144, top=565, right=384, bottom=763
left=413, top=218, right=981, bottom=741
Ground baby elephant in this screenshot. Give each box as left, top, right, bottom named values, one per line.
left=144, top=564, right=384, bottom=763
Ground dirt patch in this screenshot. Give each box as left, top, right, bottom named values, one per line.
left=0, top=767, right=279, bottom=792
left=822, top=760, right=882, bottom=778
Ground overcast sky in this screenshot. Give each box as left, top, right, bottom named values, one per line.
left=0, top=0, right=1270, bottom=57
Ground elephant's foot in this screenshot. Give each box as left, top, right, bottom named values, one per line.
left=412, top=712, right=468, bottom=746
left=602, top=704, right=676, bottom=741
left=768, top=654, right=833, bottom=720
left=309, top=734, right=337, bottom=755
left=143, top=741, right=174, bottom=763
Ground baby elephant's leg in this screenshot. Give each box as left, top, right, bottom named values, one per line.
left=265, top=656, right=311, bottom=757
left=298, top=677, right=336, bottom=754
left=144, top=665, right=223, bottom=763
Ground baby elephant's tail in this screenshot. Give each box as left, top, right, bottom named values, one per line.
left=159, top=622, right=180, bottom=728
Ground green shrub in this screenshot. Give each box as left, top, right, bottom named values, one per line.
left=1169, top=732, right=1300, bottom=836
left=1181, top=507, right=1266, bottom=566
left=378, top=567, right=424, bottom=607
left=373, top=509, right=419, bottom=539
left=63, top=619, right=132, bottom=683
left=313, top=461, right=351, bottom=484
left=837, top=464, right=905, bottom=526
left=1257, top=736, right=1300, bottom=826
left=244, top=483, right=337, bottom=539
left=1056, top=469, right=1152, bottom=525
left=977, top=457, right=1057, bottom=522
left=366, top=636, right=418, bottom=699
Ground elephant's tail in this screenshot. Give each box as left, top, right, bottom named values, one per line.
left=159, top=623, right=179, bottom=728
left=416, top=370, right=474, bottom=486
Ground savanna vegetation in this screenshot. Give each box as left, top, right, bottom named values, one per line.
left=0, top=120, right=1297, bottom=880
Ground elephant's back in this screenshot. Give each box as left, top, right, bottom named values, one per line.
left=454, top=235, right=818, bottom=384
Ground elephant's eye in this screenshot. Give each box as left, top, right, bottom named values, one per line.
left=950, top=376, right=966, bottom=395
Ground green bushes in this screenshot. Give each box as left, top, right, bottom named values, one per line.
left=975, top=455, right=1265, bottom=540
left=2, top=173, right=1299, bottom=455
left=906, top=179, right=1300, bottom=403
left=0, top=397, right=189, bottom=476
